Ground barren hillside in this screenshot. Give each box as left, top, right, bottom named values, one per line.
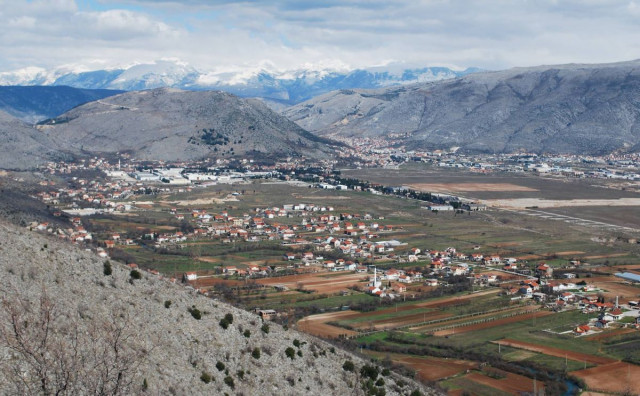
left=285, top=60, right=640, bottom=155
left=39, top=88, right=334, bottom=162
left=0, top=220, right=436, bottom=396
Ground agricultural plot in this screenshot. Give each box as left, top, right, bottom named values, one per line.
left=366, top=351, right=477, bottom=382
left=573, top=362, right=640, bottom=394
left=493, top=339, right=616, bottom=366
left=256, top=272, right=368, bottom=294
left=80, top=169, right=640, bottom=396
left=463, top=370, right=543, bottom=395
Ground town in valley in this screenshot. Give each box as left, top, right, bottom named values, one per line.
left=11, top=145, right=640, bottom=395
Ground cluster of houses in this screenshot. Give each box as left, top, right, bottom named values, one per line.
left=574, top=305, right=640, bottom=335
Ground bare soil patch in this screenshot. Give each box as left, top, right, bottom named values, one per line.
left=409, top=183, right=537, bottom=192
left=198, top=257, right=221, bottom=264
left=188, top=277, right=244, bottom=288
left=465, top=370, right=542, bottom=395
left=587, top=276, right=640, bottom=302
left=573, top=362, right=640, bottom=394
left=494, top=339, right=616, bottom=365
left=297, top=311, right=359, bottom=338
left=368, top=352, right=477, bottom=381
left=583, top=253, right=628, bottom=259
left=256, top=272, right=367, bottom=294
left=554, top=250, right=585, bottom=256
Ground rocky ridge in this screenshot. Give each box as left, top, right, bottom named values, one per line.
left=0, top=110, right=65, bottom=170
left=38, top=88, right=334, bottom=162
left=284, top=60, right=640, bottom=155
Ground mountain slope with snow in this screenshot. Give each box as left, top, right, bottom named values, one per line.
left=0, top=61, right=480, bottom=105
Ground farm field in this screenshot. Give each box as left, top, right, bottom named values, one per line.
left=431, top=310, right=552, bottom=336
left=297, top=289, right=506, bottom=337
left=573, top=361, right=640, bottom=394
left=343, top=164, right=640, bottom=231
left=343, top=164, right=640, bottom=200
left=463, top=370, right=543, bottom=395
left=255, top=272, right=367, bottom=294
left=366, top=351, right=477, bottom=382
left=76, top=170, right=640, bottom=396
left=493, top=339, right=616, bottom=365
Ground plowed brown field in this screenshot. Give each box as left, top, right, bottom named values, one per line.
left=573, top=362, right=640, bottom=394
left=465, top=371, right=543, bottom=395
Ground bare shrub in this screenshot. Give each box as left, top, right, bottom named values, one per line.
left=0, top=288, right=147, bottom=395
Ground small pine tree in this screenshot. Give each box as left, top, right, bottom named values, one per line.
left=103, top=261, right=112, bottom=276
left=343, top=360, right=355, bottom=372
left=285, top=347, right=296, bottom=360
left=200, top=371, right=213, bottom=384
left=130, top=269, right=142, bottom=280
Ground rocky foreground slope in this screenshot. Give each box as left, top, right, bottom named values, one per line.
left=38, top=88, right=334, bottom=162
left=0, top=220, right=435, bottom=395
left=285, top=60, right=640, bottom=155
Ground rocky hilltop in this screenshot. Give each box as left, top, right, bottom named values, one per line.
left=39, top=88, right=334, bottom=162
left=285, top=60, right=640, bottom=155
left=0, top=111, right=65, bottom=169
left=0, top=220, right=435, bottom=395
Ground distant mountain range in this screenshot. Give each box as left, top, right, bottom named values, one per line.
left=285, top=60, right=640, bottom=155
left=3, top=59, right=640, bottom=161
left=38, top=88, right=334, bottom=162
left=0, top=86, right=124, bottom=123
left=0, top=60, right=480, bottom=105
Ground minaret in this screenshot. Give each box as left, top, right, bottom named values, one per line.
left=374, top=267, right=377, bottom=286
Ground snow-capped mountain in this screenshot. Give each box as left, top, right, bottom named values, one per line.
left=0, top=60, right=480, bottom=105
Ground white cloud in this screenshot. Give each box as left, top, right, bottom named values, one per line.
left=0, top=0, right=639, bottom=73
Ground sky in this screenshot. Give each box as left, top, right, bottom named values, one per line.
left=1, top=0, right=639, bottom=73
